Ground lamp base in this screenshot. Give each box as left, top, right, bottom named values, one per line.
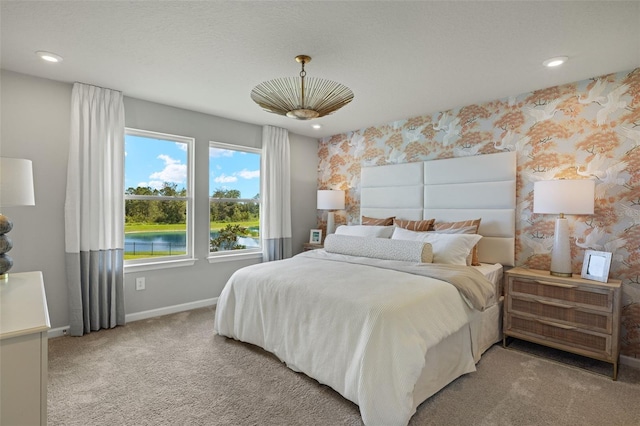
left=550, top=271, right=573, bottom=278
left=327, top=211, right=336, bottom=235
left=550, top=216, right=573, bottom=277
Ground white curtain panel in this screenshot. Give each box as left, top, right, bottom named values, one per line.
left=64, top=83, right=125, bottom=336
left=260, top=125, right=292, bottom=261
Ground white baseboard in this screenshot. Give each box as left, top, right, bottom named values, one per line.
left=621, top=354, right=640, bottom=370
left=47, top=298, right=218, bottom=339
left=125, top=297, right=218, bottom=323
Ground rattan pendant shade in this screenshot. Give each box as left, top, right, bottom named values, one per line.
left=251, top=55, right=354, bottom=120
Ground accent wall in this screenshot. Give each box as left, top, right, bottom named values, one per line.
left=318, top=68, right=640, bottom=358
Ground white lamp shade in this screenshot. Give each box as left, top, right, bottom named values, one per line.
left=533, top=179, right=594, bottom=215
left=317, top=190, right=345, bottom=210
left=0, top=158, right=35, bottom=207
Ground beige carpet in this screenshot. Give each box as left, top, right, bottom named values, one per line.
left=48, top=307, right=640, bottom=426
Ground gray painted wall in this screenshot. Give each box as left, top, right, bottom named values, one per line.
left=0, top=70, right=318, bottom=329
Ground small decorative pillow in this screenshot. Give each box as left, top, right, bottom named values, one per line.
left=391, top=227, right=482, bottom=265
left=334, top=225, right=395, bottom=238
left=433, top=219, right=482, bottom=265
left=393, top=218, right=435, bottom=232
left=362, top=215, right=395, bottom=226
left=324, top=234, right=433, bottom=263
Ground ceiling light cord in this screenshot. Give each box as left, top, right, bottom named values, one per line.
left=299, top=58, right=307, bottom=109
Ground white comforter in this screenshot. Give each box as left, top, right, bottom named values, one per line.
left=215, top=250, right=486, bottom=426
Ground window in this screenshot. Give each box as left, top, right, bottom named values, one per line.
left=124, top=128, right=194, bottom=267
left=209, top=142, right=261, bottom=257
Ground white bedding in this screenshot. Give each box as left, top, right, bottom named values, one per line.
left=215, top=250, right=496, bottom=426
left=473, top=262, right=503, bottom=305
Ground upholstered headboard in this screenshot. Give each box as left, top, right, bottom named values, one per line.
left=360, top=151, right=516, bottom=266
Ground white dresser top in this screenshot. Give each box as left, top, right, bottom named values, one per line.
left=0, top=271, right=51, bottom=339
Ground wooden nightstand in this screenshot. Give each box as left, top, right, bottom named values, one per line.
left=503, top=267, right=622, bottom=380
left=303, top=243, right=323, bottom=251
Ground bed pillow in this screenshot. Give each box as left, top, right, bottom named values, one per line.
left=391, top=227, right=482, bottom=265
left=324, top=234, right=433, bottom=263
left=361, top=215, right=395, bottom=226
left=393, top=218, right=435, bottom=232
left=433, top=219, right=482, bottom=265
left=335, top=225, right=395, bottom=238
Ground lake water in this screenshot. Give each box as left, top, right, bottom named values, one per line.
left=125, top=229, right=259, bottom=254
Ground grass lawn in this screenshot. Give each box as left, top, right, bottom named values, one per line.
left=125, top=220, right=260, bottom=233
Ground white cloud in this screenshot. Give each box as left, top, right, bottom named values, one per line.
left=148, top=181, right=165, bottom=190
left=212, top=169, right=258, bottom=185
left=137, top=181, right=164, bottom=190
left=176, top=142, right=188, bottom=152
left=148, top=154, right=187, bottom=184
left=157, top=154, right=180, bottom=165
left=237, top=169, right=260, bottom=179
left=210, top=148, right=234, bottom=158
left=214, top=174, right=237, bottom=183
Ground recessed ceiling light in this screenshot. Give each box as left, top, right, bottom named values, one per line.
left=311, top=124, right=322, bottom=130
left=542, top=56, right=568, bottom=68
left=36, top=51, right=63, bottom=63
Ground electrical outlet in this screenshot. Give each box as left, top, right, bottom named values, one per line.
left=135, top=277, right=146, bottom=291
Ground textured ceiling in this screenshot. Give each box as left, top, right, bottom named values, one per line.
left=1, top=1, right=639, bottom=138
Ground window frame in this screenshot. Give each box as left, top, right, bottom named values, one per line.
left=207, top=141, right=262, bottom=262
left=124, top=127, right=196, bottom=272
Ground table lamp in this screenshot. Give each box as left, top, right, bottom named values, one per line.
left=533, top=179, right=594, bottom=277
left=0, top=158, right=36, bottom=280
left=317, top=190, right=345, bottom=235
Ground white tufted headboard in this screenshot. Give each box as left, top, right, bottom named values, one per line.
left=360, top=151, right=516, bottom=266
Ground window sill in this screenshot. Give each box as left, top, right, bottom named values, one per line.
left=207, top=251, right=263, bottom=264
left=125, top=258, right=197, bottom=274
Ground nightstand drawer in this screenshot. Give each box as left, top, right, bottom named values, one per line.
left=506, top=313, right=612, bottom=358
left=509, top=296, right=612, bottom=333
left=510, top=277, right=613, bottom=313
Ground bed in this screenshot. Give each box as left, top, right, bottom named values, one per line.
left=215, top=151, right=517, bottom=426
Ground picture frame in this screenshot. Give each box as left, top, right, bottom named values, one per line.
left=309, top=229, right=322, bottom=244
left=581, top=250, right=612, bottom=283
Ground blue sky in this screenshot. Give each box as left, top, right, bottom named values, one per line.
left=209, top=146, right=260, bottom=198
left=125, top=135, right=260, bottom=198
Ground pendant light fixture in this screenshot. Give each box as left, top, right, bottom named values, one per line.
left=250, top=55, right=354, bottom=120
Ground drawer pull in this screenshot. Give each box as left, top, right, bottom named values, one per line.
left=535, top=319, right=577, bottom=330
left=536, top=280, right=578, bottom=289
left=536, top=299, right=574, bottom=309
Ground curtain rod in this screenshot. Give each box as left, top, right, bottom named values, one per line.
left=73, top=81, right=122, bottom=93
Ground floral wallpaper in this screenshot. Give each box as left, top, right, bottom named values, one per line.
left=317, top=68, right=640, bottom=358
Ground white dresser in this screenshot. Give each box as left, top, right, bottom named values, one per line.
left=1, top=271, right=50, bottom=425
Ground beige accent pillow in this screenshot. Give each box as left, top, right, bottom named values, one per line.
left=393, top=218, right=435, bottom=232
left=433, top=219, right=482, bottom=265
left=362, top=215, right=395, bottom=226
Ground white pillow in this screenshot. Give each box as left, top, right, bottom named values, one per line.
left=391, top=227, right=482, bottom=265
left=334, top=225, right=395, bottom=238
left=324, top=234, right=433, bottom=263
